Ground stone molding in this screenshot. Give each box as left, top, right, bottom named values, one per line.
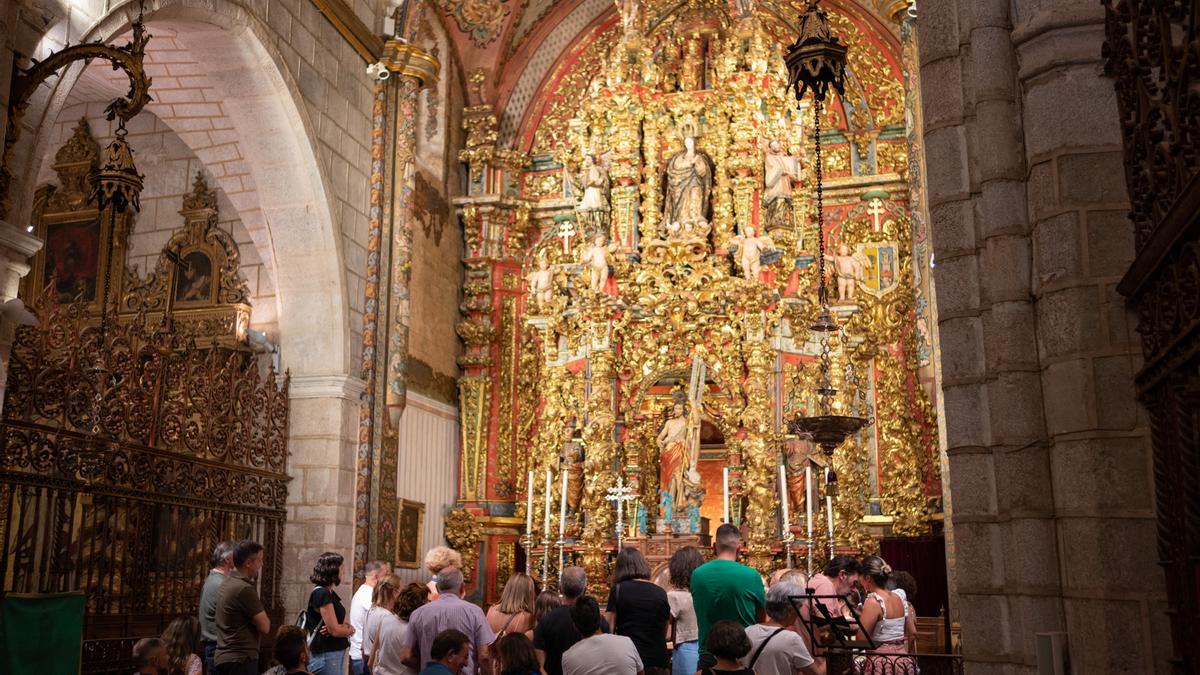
left=289, top=373, right=367, bottom=401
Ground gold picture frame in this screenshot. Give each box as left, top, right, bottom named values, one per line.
left=395, top=499, right=425, bottom=569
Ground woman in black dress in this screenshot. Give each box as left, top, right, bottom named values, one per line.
left=604, top=547, right=671, bottom=675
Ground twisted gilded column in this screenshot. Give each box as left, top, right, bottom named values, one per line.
left=580, top=345, right=618, bottom=586
left=742, top=338, right=777, bottom=573
left=354, top=40, right=438, bottom=574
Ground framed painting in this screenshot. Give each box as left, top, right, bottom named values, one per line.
left=395, top=499, right=425, bottom=569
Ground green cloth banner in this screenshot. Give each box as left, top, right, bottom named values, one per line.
left=0, top=592, right=85, bottom=675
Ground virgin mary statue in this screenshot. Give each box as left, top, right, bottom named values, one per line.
left=663, top=124, right=713, bottom=239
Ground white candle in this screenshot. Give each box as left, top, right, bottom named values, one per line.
left=559, top=469, right=568, bottom=539
left=805, top=465, right=814, bottom=575
left=779, top=464, right=789, bottom=535
left=543, top=468, right=552, bottom=540
left=720, top=466, right=729, bottom=523
left=526, top=470, right=534, bottom=535
left=825, top=468, right=835, bottom=557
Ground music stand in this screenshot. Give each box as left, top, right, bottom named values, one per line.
left=788, top=588, right=877, bottom=654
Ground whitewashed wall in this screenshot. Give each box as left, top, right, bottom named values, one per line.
left=393, top=391, right=459, bottom=585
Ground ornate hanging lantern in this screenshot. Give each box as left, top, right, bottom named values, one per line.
left=785, top=0, right=866, bottom=457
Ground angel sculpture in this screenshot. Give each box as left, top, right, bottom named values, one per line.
left=731, top=225, right=778, bottom=280
left=827, top=243, right=871, bottom=301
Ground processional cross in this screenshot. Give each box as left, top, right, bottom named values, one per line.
left=606, top=476, right=637, bottom=548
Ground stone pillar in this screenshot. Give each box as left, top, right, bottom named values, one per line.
left=919, top=0, right=1167, bottom=671
left=284, top=374, right=366, bottom=614
left=0, top=222, right=42, bottom=415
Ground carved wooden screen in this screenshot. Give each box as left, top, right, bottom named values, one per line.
left=0, top=295, right=290, bottom=672
left=1105, top=2, right=1200, bottom=670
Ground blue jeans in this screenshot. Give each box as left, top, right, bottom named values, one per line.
left=673, top=641, right=699, bottom=675
left=350, top=658, right=368, bottom=675
left=202, top=641, right=216, bottom=674
left=310, top=649, right=347, bottom=675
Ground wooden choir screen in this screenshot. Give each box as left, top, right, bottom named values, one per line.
left=0, top=295, right=290, bottom=673
left=1106, top=1, right=1200, bottom=671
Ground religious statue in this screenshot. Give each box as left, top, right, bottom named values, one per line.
left=560, top=441, right=584, bottom=516
left=579, top=233, right=618, bottom=293
left=730, top=225, right=777, bottom=280
left=657, top=392, right=701, bottom=523
left=728, top=0, right=756, bottom=18
left=827, top=242, right=870, bottom=301
left=616, top=0, right=639, bottom=37
left=663, top=127, right=713, bottom=239
left=763, top=139, right=801, bottom=232
left=525, top=257, right=556, bottom=311
left=574, top=154, right=610, bottom=232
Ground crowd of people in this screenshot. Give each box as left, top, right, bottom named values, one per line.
left=134, top=524, right=920, bottom=675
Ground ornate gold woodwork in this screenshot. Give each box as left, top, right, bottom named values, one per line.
left=444, top=508, right=484, bottom=582
left=453, top=0, right=937, bottom=578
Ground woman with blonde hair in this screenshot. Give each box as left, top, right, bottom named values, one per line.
left=486, top=573, right=537, bottom=646
left=364, top=576, right=429, bottom=675
left=160, top=615, right=202, bottom=675
left=856, top=555, right=916, bottom=675
left=423, top=546, right=462, bottom=601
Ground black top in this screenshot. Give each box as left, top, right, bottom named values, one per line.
left=532, top=605, right=611, bottom=675
left=700, top=669, right=754, bottom=675
left=306, top=587, right=349, bottom=654
left=605, top=580, right=671, bottom=668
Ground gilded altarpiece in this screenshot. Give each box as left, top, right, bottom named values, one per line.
left=455, top=0, right=939, bottom=599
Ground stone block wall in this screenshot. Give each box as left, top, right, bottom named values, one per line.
left=918, top=0, right=1167, bottom=671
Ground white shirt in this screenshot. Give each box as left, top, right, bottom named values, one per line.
left=742, top=624, right=814, bottom=675
left=562, top=633, right=643, bottom=675
left=348, top=582, right=375, bottom=660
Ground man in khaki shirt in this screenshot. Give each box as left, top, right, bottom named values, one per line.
left=214, top=540, right=271, bottom=675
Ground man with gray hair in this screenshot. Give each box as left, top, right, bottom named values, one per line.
left=199, top=541, right=234, bottom=673
left=402, top=566, right=495, bottom=674
left=533, top=566, right=612, bottom=675
left=741, top=581, right=821, bottom=675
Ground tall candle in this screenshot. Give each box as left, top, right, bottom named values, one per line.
left=526, top=470, right=534, bottom=535
left=559, top=469, right=568, bottom=539
left=825, top=467, right=835, bottom=558
left=722, top=467, right=730, bottom=523
left=805, top=465, right=814, bottom=575
left=543, top=468, right=552, bottom=540
left=778, top=464, right=789, bottom=535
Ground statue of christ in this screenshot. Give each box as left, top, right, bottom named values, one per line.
left=658, top=392, right=701, bottom=522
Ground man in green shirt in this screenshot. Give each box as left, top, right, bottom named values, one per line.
left=213, top=540, right=271, bottom=675
left=690, top=524, right=765, bottom=670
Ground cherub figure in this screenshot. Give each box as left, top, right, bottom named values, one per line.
left=731, top=225, right=777, bottom=280
left=827, top=242, right=871, bottom=301
left=579, top=233, right=619, bottom=293
left=525, top=257, right=556, bottom=310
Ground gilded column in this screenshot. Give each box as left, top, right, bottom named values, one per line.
left=355, top=39, right=438, bottom=573
left=581, top=344, right=617, bottom=587
left=742, top=337, right=777, bottom=573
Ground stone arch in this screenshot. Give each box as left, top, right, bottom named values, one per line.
left=11, top=0, right=350, bottom=375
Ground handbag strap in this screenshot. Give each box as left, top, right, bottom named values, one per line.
left=749, top=627, right=787, bottom=669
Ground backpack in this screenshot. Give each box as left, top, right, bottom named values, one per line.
left=295, top=586, right=324, bottom=646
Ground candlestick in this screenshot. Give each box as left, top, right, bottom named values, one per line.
left=825, top=466, right=835, bottom=559
left=526, top=470, right=534, bottom=535
left=778, top=463, right=789, bottom=535
left=559, top=469, right=568, bottom=539
left=722, top=467, right=730, bottom=523
left=543, top=468, right=552, bottom=539
left=805, top=465, right=813, bottom=576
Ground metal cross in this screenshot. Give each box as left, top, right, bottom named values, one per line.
left=558, top=220, right=578, bottom=253
left=867, top=198, right=885, bottom=232
left=606, top=476, right=637, bottom=549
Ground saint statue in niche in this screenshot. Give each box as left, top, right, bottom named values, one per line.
left=663, top=125, right=713, bottom=240
left=657, top=392, right=701, bottom=523
left=174, top=251, right=213, bottom=303
left=763, top=139, right=801, bottom=232
left=574, top=153, right=610, bottom=233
